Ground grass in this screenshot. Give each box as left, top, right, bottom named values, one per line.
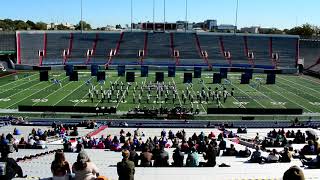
left=0, top=70, right=320, bottom=117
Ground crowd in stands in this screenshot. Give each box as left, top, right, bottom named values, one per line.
left=0, top=123, right=318, bottom=179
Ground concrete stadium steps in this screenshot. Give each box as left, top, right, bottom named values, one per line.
left=43, top=33, right=70, bottom=65
left=113, top=32, right=145, bottom=59
left=197, top=34, right=227, bottom=66
left=0, top=32, right=16, bottom=51
left=172, top=33, right=200, bottom=59
left=222, top=35, right=248, bottom=66
left=8, top=125, right=320, bottom=179
left=299, top=40, right=320, bottom=69
left=92, top=32, right=121, bottom=64
left=146, top=33, right=172, bottom=59
left=272, top=37, right=297, bottom=69
left=67, top=33, right=96, bottom=64
left=246, top=36, right=272, bottom=67
left=19, top=32, right=45, bottom=65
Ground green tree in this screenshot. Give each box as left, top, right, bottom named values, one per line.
left=115, top=24, right=122, bottom=29
left=287, top=24, right=315, bottom=37
left=26, top=20, right=36, bottom=29
left=34, top=22, right=47, bottom=30
left=75, top=21, right=92, bottom=30
left=56, top=23, right=70, bottom=30
left=14, top=20, right=29, bottom=30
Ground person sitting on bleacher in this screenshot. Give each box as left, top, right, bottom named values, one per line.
left=249, top=146, right=262, bottom=163
left=203, top=144, right=218, bottom=167
left=13, top=128, right=21, bottom=135
left=238, top=147, right=251, bottom=158
left=301, top=153, right=320, bottom=169
left=266, top=149, right=280, bottom=163
left=283, top=166, right=305, bottom=180
left=51, top=150, right=71, bottom=180
left=219, top=137, right=226, bottom=151
left=140, top=146, right=153, bottom=167
left=0, top=145, right=25, bottom=180
left=153, top=144, right=169, bottom=167
left=223, top=144, right=238, bottom=156
left=279, top=147, right=292, bottom=163
left=63, top=139, right=73, bottom=152
left=72, top=151, right=100, bottom=180
left=301, top=140, right=317, bottom=155
left=172, top=146, right=184, bottom=167
left=186, top=147, right=199, bottom=167
left=18, top=137, right=27, bottom=149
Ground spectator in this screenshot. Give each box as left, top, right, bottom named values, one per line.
left=280, top=147, right=292, bottom=163
left=223, top=144, right=238, bottom=156
left=283, top=166, right=305, bottom=180
left=238, top=147, right=251, bottom=158
left=301, top=154, right=320, bottom=169
left=172, top=147, right=184, bottom=167
left=186, top=147, right=199, bottom=167
left=0, top=145, right=24, bottom=180
left=51, top=150, right=71, bottom=180
left=203, top=144, right=217, bottom=167
left=117, top=150, right=135, bottom=180
left=301, top=140, right=317, bottom=155
left=129, top=146, right=139, bottom=166
left=219, top=137, right=226, bottom=150
left=266, top=149, right=279, bottom=163
left=139, top=146, right=152, bottom=167
left=153, top=145, right=169, bottom=167
left=249, top=146, right=262, bottom=163
left=72, top=151, right=99, bottom=180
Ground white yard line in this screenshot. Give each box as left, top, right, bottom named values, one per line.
left=32, top=81, right=73, bottom=106
left=6, top=76, right=68, bottom=109
left=231, top=84, right=266, bottom=108
left=300, top=75, right=320, bottom=85
left=171, top=78, right=182, bottom=107
left=263, top=85, right=313, bottom=113
left=5, top=81, right=48, bottom=99
left=0, top=77, right=40, bottom=95
left=246, top=84, right=286, bottom=109
left=53, top=78, right=92, bottom=106
left=278, top=76, right=320, bottom=98
left=0, top=73, right=38, bottom=89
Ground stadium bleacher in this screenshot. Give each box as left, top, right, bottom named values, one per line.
left=92, top=32, right=121, bottom=65
left=15, top=31, right=299, bottom=70
left=43, top=32, right=70, bottom=65
left=300, top=39, right=320, bottom=73
left=18, top=32, right=45, bottom=65
left=111, top=32, right=145, bottom=65
left=272, top=36, right=298, bottom=69
left=172, top=33, right=206, bottom=66
left=0, top=32, right=16, bottom=52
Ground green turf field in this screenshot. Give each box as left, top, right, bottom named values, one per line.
left=0, top=71, right=320, bottom=114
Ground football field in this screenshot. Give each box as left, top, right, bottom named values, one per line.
left=0, top=70, right=320, bottom=114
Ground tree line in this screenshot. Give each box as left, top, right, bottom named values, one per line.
left=0, top=18, right=319, bottom=38
left=0, top=19, right=91, bottom=31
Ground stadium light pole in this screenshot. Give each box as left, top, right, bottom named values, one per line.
left=153, top=0, right=155, bottom=31
left=131, top=0, right=133, bottom=32
left=81, top=0, right=83, bottom=33
left=185, top=0, right=188, bottom=32
left=234, top=0, right=239, bottom=34
left=164, top=0, right=166, bottom=31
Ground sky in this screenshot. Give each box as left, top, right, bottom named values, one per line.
left=0, top=0, right=319, bottom=29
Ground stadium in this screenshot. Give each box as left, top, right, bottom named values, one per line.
left=0, top=0, right=320, bottom=180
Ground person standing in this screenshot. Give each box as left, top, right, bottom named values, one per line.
left=117, top=150, right=135, bottom=180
